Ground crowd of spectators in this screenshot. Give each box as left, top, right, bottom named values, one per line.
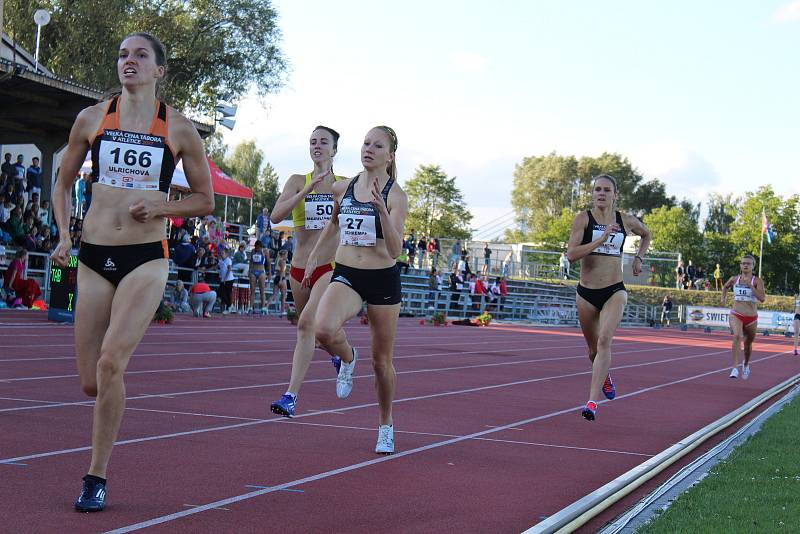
left=675, top=259, right=721, bottom=291
left=1, top=153, right=55, bottom=254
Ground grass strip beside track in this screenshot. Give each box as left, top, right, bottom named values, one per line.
left=637, top=393, right=800, bottom=533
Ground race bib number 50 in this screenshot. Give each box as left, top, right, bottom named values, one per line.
left=304, top=193, right=334, bottom=230
left=339, top=213, right=377, bottom=246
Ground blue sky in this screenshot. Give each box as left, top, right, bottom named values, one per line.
left=222, top=0, right=800, bottom=234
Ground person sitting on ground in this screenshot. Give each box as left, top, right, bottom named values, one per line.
left=189, top=274, right=217, bottom=318
left=4, top=248, right=42, bottom=308
left=168, top=280, right=191, bottom=313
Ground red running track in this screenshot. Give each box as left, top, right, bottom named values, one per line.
left=0, top=310, right=797, bottom=533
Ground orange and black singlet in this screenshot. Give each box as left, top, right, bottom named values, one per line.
left=90, top=96, right=177, bottom=193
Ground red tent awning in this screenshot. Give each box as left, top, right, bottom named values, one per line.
left=207, top=158, right=253, bottom=199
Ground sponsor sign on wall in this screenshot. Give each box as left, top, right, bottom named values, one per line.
left=686, top=306, right=795, bottom=332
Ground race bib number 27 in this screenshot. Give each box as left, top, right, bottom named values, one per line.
left=339, top=213, right=377, bottom=247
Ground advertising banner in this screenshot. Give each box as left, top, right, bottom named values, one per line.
left=685, top=306, right=795, bottom=333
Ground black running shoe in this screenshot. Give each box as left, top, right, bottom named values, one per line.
left=75, top=476, right=106, bottom=512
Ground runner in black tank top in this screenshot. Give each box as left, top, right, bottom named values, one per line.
left=305, top=126, right=408, bottom=454
left=50, top=32, right=214, bottom=512
left=566, top=175, right=651, bottom=421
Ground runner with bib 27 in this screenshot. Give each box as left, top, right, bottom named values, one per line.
left=305, top=125, right=408, bottom=454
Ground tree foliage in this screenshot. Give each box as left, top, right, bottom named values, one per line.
left=511, top=151, right=671, bottom=243
left=643, top=206, right=704, bottom=261
left=404, top=164, right=472, bottom=239
left=4, top=0, right=287, bottom=112
left=208, top=139, right=279, bottom=225
left=704, top=193, right=738, bottom=234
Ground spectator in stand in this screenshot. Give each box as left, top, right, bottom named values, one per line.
left=194, top=245, right=216, bottom=274
left=471, top=273, right=486, bottom=314
left=560, top=251, right=570, bottom=279
left=406, top=233, right=416, bottom=269
left=485, top=276, right=500, bottom=312
left=498, top=276, right=508, bottom=312
left=7, top=206, right=25, bottom=245
left=23, top=225, right=39, bottom=251
left=661, top=294, right=673, bottom=326
left=1, top=154, right=14, bottom=180
left=167, top=280, right=190, bottom=313
left=217, top=247, right=235, bottom=314
left=256, top=207, right=272, bottom=242
left=417, top=236, right=427, bottom=269
left=4, top=248, right=41, bottom=308
left=449, top=263, right=465, bottom=310
left=675, top=259, right=685, bottom=290
left=431, top=237, right=440, bottom=268
left=450, top=238, right=461, bottom=268
left=427, top=267, right=440, bottom=309
left=686, top=260, right=696, bottom=287
left=82, top=173, right=93, bottom=218
left=270, top=231, right=283, bottom=266
left=38, top=199, right=50, bottom=226
left=189, top=275, right=217, bottom=318
left=396, top=248, right=409, bottom=274
left=26, top=157, right=43, bottom=196
left=173, top=233, right=196, bottom=282
left=206, top=218, right=224, bottom=252
left=0, top=194, right=14, bottom=223
left=281, top=234, right=295, bottom=263
left=232, top=241, right=249, bottom=276
left=12, top=155, right=26, bottom=193
left=483, top=242, right=492, bottom=275
left=0, top=172, right=8, bottom=196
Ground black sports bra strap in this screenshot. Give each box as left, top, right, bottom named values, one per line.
left=108, top=96, right=119, bottom=114
left=157, top=101, right=167, bottom=121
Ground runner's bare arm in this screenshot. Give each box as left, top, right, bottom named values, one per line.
left=270, top=174, right=308, bottom=223
left=752, top=276, right=766, bottom=302
left=51, top=106, right=100, bottom=266
left=377, top=185, right=407, bottom=258
left=130, top=113, right=213, bottom=222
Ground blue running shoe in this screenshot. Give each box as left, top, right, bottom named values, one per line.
left=602, top=373, right=616, bottom=400
left=270, top=394, right=296, bottom=418
left=331, top=356, right=342, bottom=374
left=75, top=476, right=106, bottom=512
left=581, top=401, right=597, bottom=421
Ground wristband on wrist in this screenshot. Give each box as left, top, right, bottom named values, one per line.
left=634, top=255, right=643, bottom=261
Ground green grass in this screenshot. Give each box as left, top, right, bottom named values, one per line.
left=636, top=394, right=800, bottom=533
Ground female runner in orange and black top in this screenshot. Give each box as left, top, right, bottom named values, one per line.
left=566, top=174, right=651, bottom=421
left=720, top=254, right=765, bottom=379
left=51, top=32, right=214, bottom=512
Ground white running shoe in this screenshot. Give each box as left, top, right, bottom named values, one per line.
left=729, top=367, right=739, bottom=379
left=375, top=424, right=394, bottom=454
left=336, top=347, right=358, bottom=399
left=742, top=365, right=750, bottom=380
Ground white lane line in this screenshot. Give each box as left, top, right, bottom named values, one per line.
left=0, top=347, right=733, bottom=464
left=182, top=504, right=230, bottom=511
left=102, top=351, right=789, bottom=533
left=0, top=396, right=62, bottom=404
left=284, top=420, right=653, bottom=457
left=0, top=343, right=683, bottom=412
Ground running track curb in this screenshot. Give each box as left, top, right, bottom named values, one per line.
left=524, top=363, right=800, bottom=534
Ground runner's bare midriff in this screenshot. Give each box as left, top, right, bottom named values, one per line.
left=291, top=225, right=332, bottom=269
left=579, top=254, right=624, bottom=289
left=81, top=184, right=167, bottom=245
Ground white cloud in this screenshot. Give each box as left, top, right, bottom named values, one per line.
left=448, top=51, right=488, bottom=72
left=629, top=142, right=721, bottom=202
left=773, top=1, right=800, bottom=23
